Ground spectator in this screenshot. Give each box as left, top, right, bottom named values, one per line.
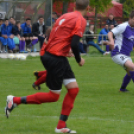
left=0, top=19, right=3, bottom=36
left=12, top=21, right=26, bottom=52
left=109, top=24, right=114, bottom=31
left=106, top=13, right=118, bottom=27
left=21, top=18, right=38, bottom=52
left=98, top=24, right=109, bottom=44
left=98, top=24, right=110, bottom=52
left=79, top=40, right=86, bottom=54
left=9, top=17, right=15, bottom=26
left=86, top=25, right=109, bottom=55
left=0, top=19, right=15, bottom=53
left=46, top=12, right=57, bottom=27
left=32, top=16, right=46, bottom=48
left=105, top=24, right=115, bottom=52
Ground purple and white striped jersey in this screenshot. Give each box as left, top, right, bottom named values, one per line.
left=111, top=22, right=134, bottom=57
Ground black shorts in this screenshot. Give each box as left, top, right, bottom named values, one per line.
left=40, top=52, right=75, bottom=90
left=23, top=33, right=33, bottom=38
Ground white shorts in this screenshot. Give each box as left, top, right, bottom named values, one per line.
left=112, top=54, right=132, bottom=69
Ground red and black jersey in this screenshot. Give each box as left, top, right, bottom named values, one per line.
left=45, top=11, right=86, bottom=57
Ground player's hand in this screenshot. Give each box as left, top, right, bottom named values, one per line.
left=10, top=35, right=14, bottom=39
left=67, top=49, right=74, bottom=57
left=79, top=58, right=85, bottom=66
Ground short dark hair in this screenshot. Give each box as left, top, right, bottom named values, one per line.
left=53, top=12, right=57, bottom=15
left=26, top=18, right=31, bottom=21
left=16, top=21, right=20, bottom=25
left=38, top=15, right=44, bottom=19
left=9, top=17, right=14, bottom=20
left=109, top=13, right=113, bottom=16
left=76, top=0, right=89, bottom=10
left=5, top=18, right=8, bottom=21
left=130, top=10, right=134, bottom=19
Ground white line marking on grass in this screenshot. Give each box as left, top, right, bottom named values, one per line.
left=1, top=114, right=134, bottom=123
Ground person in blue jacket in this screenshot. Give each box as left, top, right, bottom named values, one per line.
left=0, top=18, right=15, bottom=53
left=98, top=24, right=110, bottom=52
left=21, top=18, right=38, bottom=52
left=86, top=25, right=109, bottom=55
left=12, top=20, right=26, bottom=52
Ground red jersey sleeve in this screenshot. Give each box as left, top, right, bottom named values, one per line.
left=72, top=17, right=86, bottom=37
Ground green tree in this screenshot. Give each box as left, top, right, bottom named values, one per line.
left=90, top=0, right=111, bottom=33
left=123, top=0, right=134, bottom=17
left=62, top=0, right=74, bottom=14
left=120, top=0, right=126, bottom=3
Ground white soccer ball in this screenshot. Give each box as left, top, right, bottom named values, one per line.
left=8, top=54, right=15, bottom=60
left=14, top=54, right=21, bottom=60
left=19, top=55, right=26, bottom=60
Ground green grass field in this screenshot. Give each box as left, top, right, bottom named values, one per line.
left=1, top=48, right=134, bottom=134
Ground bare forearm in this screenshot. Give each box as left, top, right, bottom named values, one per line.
left=108, top=32, right=115, bottom=50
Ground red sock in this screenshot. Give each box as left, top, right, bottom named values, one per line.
left=13, top=91, right=60, bottom=105
left=57, top=120, right=66, bottom=129
left=35, top=73, right=47, bottom=85
left=57, top=88, right=79, bottom=129
left=61, top=88, right=79, bottom=115
left=38, top=71, right=47, bottom=77
left=13, top=97, right=21, bottom=105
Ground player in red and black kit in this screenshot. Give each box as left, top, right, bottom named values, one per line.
left=33, top=27, right=74, bottom=90
left=5, top=0, right=89, bottom=133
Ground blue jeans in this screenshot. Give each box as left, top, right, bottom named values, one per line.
left=38, top=36, right=45, bottom=49
left=88, top=41, right=105, bottom=54
left=79, top=42, right=86, bottom=53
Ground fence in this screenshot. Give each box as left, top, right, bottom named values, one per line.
left=86, top=16, right=128, bottom=28
left=82, top=34, right=109, bottom=51
left=0, top=0, right=48, bottom=23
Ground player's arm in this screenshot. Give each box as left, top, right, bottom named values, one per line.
left=71, top=35, right=85, bottom=66
left=108, top=23, right=126, bottom=50
left=108, top=31, right=115, bottom=50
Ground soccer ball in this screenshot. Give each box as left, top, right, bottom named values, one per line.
left=19, top=54, right=27, bottom=60
left=14, top=54, right=21, bottom=60
left=8, top=54, right=15, bottom=60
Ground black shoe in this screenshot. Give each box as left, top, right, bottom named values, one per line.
left=33, top=71, right=39, bottom=80
left=119, top=88, right=129, bottom=92
left=32, top=83, right=41, bottom=90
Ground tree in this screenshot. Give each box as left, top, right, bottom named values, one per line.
left=123, top=0, right=134, bottom=17
left=62, top=0, right=69, bottom=14
left=120, top=0, right=126, bottom=3
left=62, top=0, right=74, bottom=14
left=90, top=0, right=111, bottom=33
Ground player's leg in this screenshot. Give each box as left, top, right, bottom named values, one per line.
left=32, top=72, right=47, bottom=90
left=5, top=52, right=63, bottom=118
left=120, top=70, right=131, bottom=92
left=5, top=90, right=60, bottom=118
left=56, top=59, right=78, bottom=133
left=56, top=82, right=78, bottom=133
left=124, top=60, right=134, bottom=82
left=34, top=70, right=47, bottom=79
left=112, top=54, right=132, bottom=92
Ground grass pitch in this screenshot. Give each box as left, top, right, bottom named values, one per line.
left=1, top=48, right=134, bottom=134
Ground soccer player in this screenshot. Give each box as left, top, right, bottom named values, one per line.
left=108, top=10, right=134, bottom=92
left=5, top=0, right=89, bottom=133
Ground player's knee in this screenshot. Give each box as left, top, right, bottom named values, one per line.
left=53, top=95, right=60, bottom=102
left=128, top=65, right=134, bottom=71
left=50, top=91, right=60, bottom=102
left=68, top=88, right=79, bottom=98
